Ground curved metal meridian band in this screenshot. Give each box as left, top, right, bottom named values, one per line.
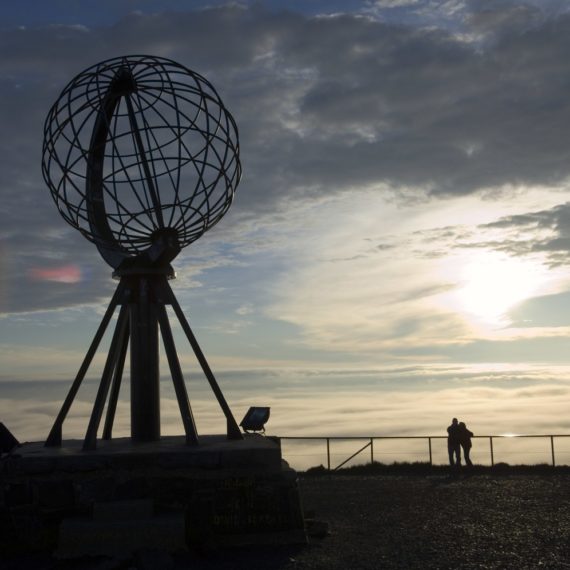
left=86, top=67, right=135, bottom=269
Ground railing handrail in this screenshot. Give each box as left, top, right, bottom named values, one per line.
left=276, top=433, right=570, bottom=470
left=277, top=434, right=570, bottom=439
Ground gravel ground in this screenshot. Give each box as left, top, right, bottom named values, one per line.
left=292, top=472, right=570, bottom=570
left=3, top=471, right=570, bottom=570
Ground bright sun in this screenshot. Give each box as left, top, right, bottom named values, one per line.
left=453, top=251, right=546, bottom=325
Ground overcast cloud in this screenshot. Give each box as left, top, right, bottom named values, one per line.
left=2, top=1, right=570, bottom=446
left=2, top=2, right=570, bottom=313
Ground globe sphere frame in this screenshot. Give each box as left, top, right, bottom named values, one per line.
left=42, top=55, right=241, bottom=270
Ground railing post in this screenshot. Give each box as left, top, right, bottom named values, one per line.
left=489, top=436, right=494, bottom=466
left=428, top=437, right=433, bottom=466
left=370, top=437, right=374, bottom=465
left=326, top=438, right=331, bottom=471
left=551, top=436, right=556, bottom=467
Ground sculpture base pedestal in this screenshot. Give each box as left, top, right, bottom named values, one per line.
left=0, top=434, right=306, bottom=557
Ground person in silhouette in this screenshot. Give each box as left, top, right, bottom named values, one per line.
left=458, top=421, right=474, bottom=467
left=447, top=418, right=461, bottom=466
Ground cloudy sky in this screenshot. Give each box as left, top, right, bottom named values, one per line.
left=2, top=0, right=570, bottom=465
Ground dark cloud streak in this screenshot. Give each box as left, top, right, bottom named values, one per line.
left=480, top=202, right=570, bottom=266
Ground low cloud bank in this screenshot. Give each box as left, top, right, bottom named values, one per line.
left=3, top=365, right=569, bottom=444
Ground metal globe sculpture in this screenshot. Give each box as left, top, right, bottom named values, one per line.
left=42, top=55, right=241, bottom=271
left=43, top=56, right=243, bottom=450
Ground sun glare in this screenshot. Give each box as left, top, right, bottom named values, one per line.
left=453, top=252, right=546, bottom=325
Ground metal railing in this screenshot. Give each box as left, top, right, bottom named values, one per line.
left=277, top=435, right=570, bottom=471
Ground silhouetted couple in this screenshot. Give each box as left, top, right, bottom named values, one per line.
left=447, top=418, right=473, bottom=467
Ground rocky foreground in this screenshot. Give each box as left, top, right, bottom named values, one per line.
left=3, top=468, right=570, bottom=569
left=293, top=470, right=570, bottom=570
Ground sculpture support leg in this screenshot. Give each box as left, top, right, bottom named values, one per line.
left=46, top=274, right=243, bottom=449
left=167, top=282, right=243, bottom=441
left=157, top=305, right=199, bottom=445
left=83, top=305, right=130, bottom=451
left=102, top=318, right=130, bottom=440
left=45, top=284, right=123, bottom=447
left=130, top=277, right=161, bottom=442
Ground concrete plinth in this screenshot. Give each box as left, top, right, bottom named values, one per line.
left=0, top=434, right=306, bottom=556
left=6, top=433, right=282, bottom=473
